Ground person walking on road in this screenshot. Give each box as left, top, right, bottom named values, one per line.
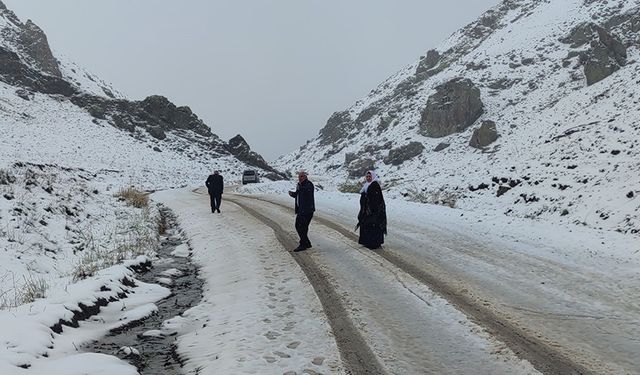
left=357, top=170, right=386, bottom=249
left=205, top=170, right=224, bottom=213
left=288, top=171, right=315, bottom=252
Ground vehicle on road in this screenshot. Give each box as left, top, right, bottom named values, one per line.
left=242, top=170, right=260, bottom=185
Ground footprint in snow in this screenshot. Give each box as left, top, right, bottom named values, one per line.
left=287, top=341, right=301, bottom=349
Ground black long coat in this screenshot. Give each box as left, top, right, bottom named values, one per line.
left=290, top=178, right=315, bottom=215
left=205, top=174, right=224, bottom=195
left=358, top=181, right=386, bottom=249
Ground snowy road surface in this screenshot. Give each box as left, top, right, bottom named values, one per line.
left=153, top=187, right=639, bottom=375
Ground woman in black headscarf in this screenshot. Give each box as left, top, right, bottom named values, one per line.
left=357, top=170, right=387, bottom=249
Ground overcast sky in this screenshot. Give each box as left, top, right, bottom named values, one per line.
left=5, top=0, right=499, bottom=160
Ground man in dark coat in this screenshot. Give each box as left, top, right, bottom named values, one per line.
left=288, top=171, right=315, bottom=252
left=205, top=171, right=224, bottom=213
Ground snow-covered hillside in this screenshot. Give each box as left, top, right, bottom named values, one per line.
left=275, top=0, right=640, bottom=235
left=0, top=2, right=285, bottom=372
left=0, top=1, right=283, bottom=184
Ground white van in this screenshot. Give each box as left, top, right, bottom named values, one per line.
left=242, top=170, right=259, bottom=185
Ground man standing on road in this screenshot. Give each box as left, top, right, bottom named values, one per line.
left=205, top=170, right=224, bottom=213
left=288, top=171, right=315, bottom=252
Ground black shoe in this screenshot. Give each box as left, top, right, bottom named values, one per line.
left=217, top=209, right=221, bottom=213
left=293, top=246, right=308, bottom=252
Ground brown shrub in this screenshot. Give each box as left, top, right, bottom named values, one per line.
left=115, top=187, right=149, bottom=208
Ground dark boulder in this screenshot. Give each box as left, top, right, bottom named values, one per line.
left=383, top=142, right=425, bottom=165
left=419, top=78, right=484, bottom=137
left=416, top=49, right=440, bottom=75
left=469, top=120, right=499, bottom=149
left=562, top=23, right=627, bottom=85
left=15, top=88, right=32, bottom=100
left=147, top=127, right=166, bottom=140
left=583, top=27, right=627, bottom=85
left=433, top=142, right=450, bottom=152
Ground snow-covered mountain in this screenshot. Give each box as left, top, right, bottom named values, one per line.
left=275, top=0, right=640, bottom=235
left=0, top=1, right=284, bottom=186
left=0, top=3, right=286, bottom=368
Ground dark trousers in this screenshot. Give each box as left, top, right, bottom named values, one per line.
left=295, top=213, right=313, bottom=247
left=209, top=193, right=222, bottom=211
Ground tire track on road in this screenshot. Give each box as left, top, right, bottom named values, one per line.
left=233, top=194, right=595, bottom=375
left=226, top=196, right=386, bottom=375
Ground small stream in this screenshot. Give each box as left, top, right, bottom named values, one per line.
left=85, top=206, right=203, bottom=374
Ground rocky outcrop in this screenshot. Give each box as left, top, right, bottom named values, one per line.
left=227, top=135, right=286, bottom=180
left=0, top=1, right=20, bottom=25
left=14, top=88, right=33, bottom=100
left=604, top=8, right=640, bottom=46
left=318, top=111, right=356, bottom=146
left=469, top=120, right=499, bottom=149
left=18, top=20, right=62, bottom=77
left=0, top=46, right=75, bottom=96
left=71, top=94, right=217, bottom=140
left=419, top=78, right=484, bottom=137
left=0, top=0, right=280, bottom=179
left=384, top=142, right=425, bottom=165
left=562, top=22, right=627, bottom=85
left=346, top=157, right=375, bottom=178
left=139, top=95, right=211, bottom=137
left=416, top=49, right=440, bottom=75
left=355, top=104, right=382, bottom=124
left=433, top=142, right=450, bottom=152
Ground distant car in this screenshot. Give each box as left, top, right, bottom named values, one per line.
left=242, top=170, right=259, bottom=185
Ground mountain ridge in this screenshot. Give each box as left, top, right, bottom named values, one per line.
left=0, top=0, right=285, bottom=184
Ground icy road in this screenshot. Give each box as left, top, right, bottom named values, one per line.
left=152, top=187, right=640, bottom=375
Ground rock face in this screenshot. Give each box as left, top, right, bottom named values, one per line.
left=419, top=78, right=484, bottom=137
left=318, top=111, right=355, bottom=146
left=227, top=135, right=286, bottom=179
left=563, top=22, right=627, bottom=85
left=469, top=120, right=499, bottom=149
left=18, top=20, right=62, bottom=78
left=415, top=49, right=440, bottom=75
left=71, top=94, right=216, bottom=142
left=604, top=8, right=640, bottom=46
left=384, top=142, right=425, bottom=165
left=0, top=1, right=20, bottom=25
left=0, top=47, right=74, bottom=96
left=139, top=95, right=211, bottom=136
left=346, top=157, right=375, bottom=178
